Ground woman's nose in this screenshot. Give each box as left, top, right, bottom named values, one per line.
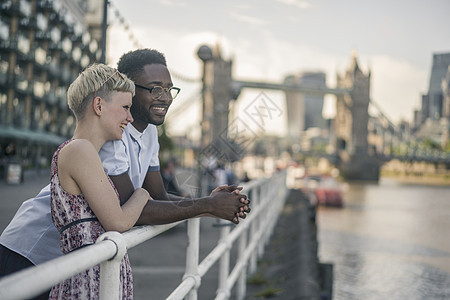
left=127, top=110, right=134, bottom=123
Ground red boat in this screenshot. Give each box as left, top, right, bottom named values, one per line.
left=302, top=174, right=344, bottom=208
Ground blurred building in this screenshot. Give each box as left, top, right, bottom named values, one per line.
left=284, top=71, right=327, bottom=140
left=425, top=52, right=450, bottom=121
left=413, top=52, right=450, bottom=146
left=299, top=72, right=327, bottom=130
left=442, top=65, right=450, bottom=119
left=419, top=94, right=429, bottom=127
left=0, top=0, right=103, bottom=174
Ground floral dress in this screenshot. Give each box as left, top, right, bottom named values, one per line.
left=49, top=139, right=133, bottom=299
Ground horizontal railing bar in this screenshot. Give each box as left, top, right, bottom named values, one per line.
left=224, top=228, right=263, bottom=295
left=0, top=239, right=117, bottom=299
left=215, top=205, right=280, bottom=300
left=123, top=221, right=184, bottom=249
left=168, top=193, right=273, bottom=298
left=197, top=241, right=228, bottom=277
left=165, top=276, right=196, bottom=300
left=197, top=202, right=265, bottom=277
left=198, top=173, right=284, bottom=276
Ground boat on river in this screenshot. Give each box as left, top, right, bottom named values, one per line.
left=301, top=174, right=344, bottom=208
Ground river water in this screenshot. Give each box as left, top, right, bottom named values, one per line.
left=317, top=178, right=450, bottom=300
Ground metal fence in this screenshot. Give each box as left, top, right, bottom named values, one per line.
left=0, top=171, right=287, bottom=300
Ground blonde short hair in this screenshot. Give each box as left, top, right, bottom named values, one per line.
left=67, top=63, right=135, bottom=119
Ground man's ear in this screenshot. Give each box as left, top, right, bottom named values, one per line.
left=93, top=97, right=103, bottom=116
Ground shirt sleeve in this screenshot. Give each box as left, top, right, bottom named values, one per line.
left=99, top=139, right=129, bottom=176
left=147, top=128, right=160, bottom=172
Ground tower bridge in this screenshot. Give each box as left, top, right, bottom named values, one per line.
left=196, top=45, right=449, bottom=181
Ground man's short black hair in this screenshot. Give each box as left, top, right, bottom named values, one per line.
left=117, top=48, right=167, bottom=81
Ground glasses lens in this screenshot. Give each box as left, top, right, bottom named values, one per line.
left=149, top=86, right=180, bottom=100
left=170, top=88, right=180, bottom=99
left=151, top=86, right=164, bottom=100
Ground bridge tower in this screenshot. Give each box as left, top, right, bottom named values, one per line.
left=334, top=53, right=380, bottom=180
left=197, top=45, right=234, bottom=151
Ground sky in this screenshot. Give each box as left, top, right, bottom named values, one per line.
left=106, top=0, right=450, bottom=137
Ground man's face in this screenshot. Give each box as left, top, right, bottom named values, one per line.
left=131, top=64, right=173, bottom=127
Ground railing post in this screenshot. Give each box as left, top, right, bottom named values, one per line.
left=257, top=184, right=266, bottom=258
left=248, top=189, right=258, bottom=275
left=236, top=229, right=248, bottom=300
left=96, top=231, right=127, bottom=300
left=184, top=218, right=201, bottom=300
left=217, top=223, right=231, bottom=298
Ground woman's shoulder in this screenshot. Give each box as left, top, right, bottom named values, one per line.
left=66, top=138, right=93, bottom=147
left=60, top=139, right=98, bottom=161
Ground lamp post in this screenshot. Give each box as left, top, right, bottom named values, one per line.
left=197, top=45, right=213, bottom=196
left=100, top=0, right=108, bottom=64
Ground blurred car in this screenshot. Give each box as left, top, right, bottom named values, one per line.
left=302, top=174, right=344, bottom=208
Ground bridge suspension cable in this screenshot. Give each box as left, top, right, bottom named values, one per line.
left=369, top=98, right=400, bottom=133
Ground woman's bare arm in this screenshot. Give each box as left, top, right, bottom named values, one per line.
left=58, top=140, right=149, bottom=232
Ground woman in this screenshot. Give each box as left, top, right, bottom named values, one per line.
left=49, top=64, right=150, bottom=299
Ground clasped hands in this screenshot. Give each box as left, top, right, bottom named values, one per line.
left=210, top=184, right=251, bottom=224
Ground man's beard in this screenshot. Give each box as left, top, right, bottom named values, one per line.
left=131, top=104, right=164, bottom=126
left=149, top=114, right=164, bottom=126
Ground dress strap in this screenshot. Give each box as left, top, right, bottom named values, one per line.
left=59, top=217, right=99, bottom=234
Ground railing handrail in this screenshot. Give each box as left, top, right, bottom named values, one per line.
left=0, top=171, right=288, bottom=300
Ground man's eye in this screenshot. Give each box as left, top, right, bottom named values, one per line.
left=123, top=105, right=131, bottom=110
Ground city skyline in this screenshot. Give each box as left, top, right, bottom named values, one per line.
left=106, top=0, right=450, bottom=137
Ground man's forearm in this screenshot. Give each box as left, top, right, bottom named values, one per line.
left=167, top=193, right=191, bottom=201
left=135, top=190, right=248, bottom=225
left=136, top=197, right=211, bottom=225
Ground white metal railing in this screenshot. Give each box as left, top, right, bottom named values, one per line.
left=0, top=170, right=287, bottom=300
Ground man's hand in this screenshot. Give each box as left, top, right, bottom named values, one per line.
left=211, top=185, right=251, bottom=219
left=210, top=184, right=242, bottom=194
left=209, top=185, right=251, bottom=224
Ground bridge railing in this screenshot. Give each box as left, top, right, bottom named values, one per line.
left=0, top=171, right=288, bottom=300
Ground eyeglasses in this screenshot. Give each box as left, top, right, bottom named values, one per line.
left=135, top=84, right=181, bottom=100
left=93, top=69, right=125, bottom=98
left=100, top=69, right=124, bottom=87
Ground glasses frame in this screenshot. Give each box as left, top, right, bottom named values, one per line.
left=134, top=84, right=181, bottom=100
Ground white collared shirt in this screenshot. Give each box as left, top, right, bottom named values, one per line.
left=99, top=123, right=160, bottom=188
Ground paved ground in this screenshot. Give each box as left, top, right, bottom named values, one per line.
left=0, top=170, right=326, bottom=299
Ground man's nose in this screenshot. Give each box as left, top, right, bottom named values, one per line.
left=159, top=90, right=172, bottom=103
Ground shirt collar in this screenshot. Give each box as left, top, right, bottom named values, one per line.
left=127, top=123, right=144, bottom=141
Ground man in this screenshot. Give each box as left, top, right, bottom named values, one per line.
left=160, top=159, right=184, bottom=197
left=0, top=49, right=249, bottom=294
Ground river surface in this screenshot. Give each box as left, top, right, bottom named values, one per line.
left=317, top=178, right=450, bottom=300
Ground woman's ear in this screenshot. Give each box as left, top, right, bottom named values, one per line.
left=93, top=97, right=102, bottom=116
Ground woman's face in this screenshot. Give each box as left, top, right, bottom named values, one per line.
left=102, top=91, right=134, bottom=140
